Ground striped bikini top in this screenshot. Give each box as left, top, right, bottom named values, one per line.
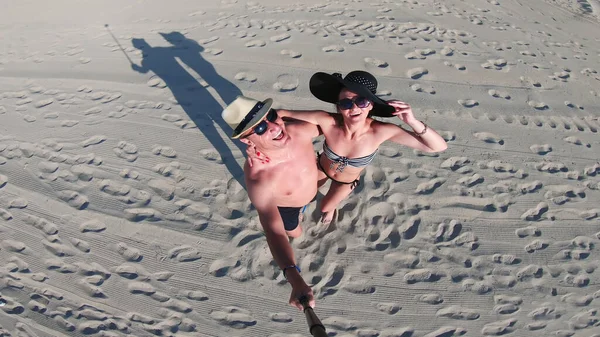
left=322, top=142, right=377, bottom=172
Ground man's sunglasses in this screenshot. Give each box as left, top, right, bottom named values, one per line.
left=245, top=109, right=278, bottom=137
left=337, top=96, right=370, bottom=110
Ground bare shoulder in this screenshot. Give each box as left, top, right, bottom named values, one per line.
left=245, top=165, right=275, bottom=205
left=371, top=118, right=402, bottom=132
left=284, top=118, right=322, bottom=138
left=245, top=161, right=271, bottom=183
left=369, top=118, right=406, bottom=139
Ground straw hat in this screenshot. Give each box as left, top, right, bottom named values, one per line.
left=222, top=95, right=273, bottom=139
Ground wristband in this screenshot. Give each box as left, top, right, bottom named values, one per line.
left=282, top=265, right=301, bottom=278
left=414, top=121, right=428, bottom=136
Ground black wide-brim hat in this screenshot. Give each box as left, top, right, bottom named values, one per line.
left=309, top=70, right=396, bottom=117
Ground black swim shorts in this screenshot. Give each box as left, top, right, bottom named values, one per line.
left=277, top=205, right=307, bottom=231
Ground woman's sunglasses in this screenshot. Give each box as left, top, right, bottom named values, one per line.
left=246, top=109, right=278, bottom=136
left=337, top=96, right=370, bottom=110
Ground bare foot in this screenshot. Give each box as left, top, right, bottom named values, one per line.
left=320, top=209, right=337, bottom=225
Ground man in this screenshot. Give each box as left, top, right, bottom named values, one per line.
left=222, top=95, right=320, bottom=310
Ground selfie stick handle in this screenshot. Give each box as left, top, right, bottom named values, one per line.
left=299, top=296, right=327, bottom=337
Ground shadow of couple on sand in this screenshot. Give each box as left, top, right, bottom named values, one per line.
left=130, top=32, right=247, bottom=189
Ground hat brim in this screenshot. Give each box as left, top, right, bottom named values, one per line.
left=309, top=72, right=396, bottom=118
left=231, top=98, right=273, bottom=139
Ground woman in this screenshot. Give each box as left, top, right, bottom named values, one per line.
left=253, top=70, right=448, bottom=224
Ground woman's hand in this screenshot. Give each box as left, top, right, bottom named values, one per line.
left=245, top=143, right=270, bottom=167
left=387, top=100, right=417, bottom=124
left=387, top=100, right=426, bottom=133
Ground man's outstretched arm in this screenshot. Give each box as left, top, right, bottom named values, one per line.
left=247, top=178, right=315, bottom=309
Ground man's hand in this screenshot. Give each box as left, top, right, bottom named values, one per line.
left=286, top=269, right=315, bottom=310
left=289, top=282, right=315, bottom=311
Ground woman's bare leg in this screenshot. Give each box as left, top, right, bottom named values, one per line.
left=319, top=182, right=354, bottom=224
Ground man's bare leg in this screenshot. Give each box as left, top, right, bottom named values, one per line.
left=286, top=225, right=302, bottom=238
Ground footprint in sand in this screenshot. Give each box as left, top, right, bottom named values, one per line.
left=81, top=135, right=106, bottom=147
left=534, top=161, right=567, bottom=173
left=270, top=33, right=290, bottom=42
left=79, top=219, right=106, bottom=233
left=564, top=100, right=584, bottom=110
left=180, top=290, right=209, bottom=301
left=273, top=74, right=299, bottom=92
left=417, top=293, right=444, bottom=304
left=488, top=89, right=511, bottom=99
left=70, top=237, right=90, bottom=253
left=345, top=37, right=365, bottom=45
left=405, top=48, right=436, bottom=60
left=515, top=226, right=541, bottom=238
left=436, top=305, right=480, bottom=320
left=458, top=99, right=479, bottom=108
left=364, top=57, right=389, bottom=68
left=407, top=67, right=429, bottom=79
left=235, top=72, right=257, bottom=82
left=148, top=179, right=175, bottom=200
left=440, top=46, right=454, bottom=56
left=376, top=302, right=401, bottom=314
left=0, top=208, right=11, bottom=220
left=473, top=132, right=504, bottom=145
left=56, top=190, right=89, bottom=210
left=342, top=279, right=376, bottom=294
left=411, top=84, right=436, bottom=94
left=515, top=265, right=543, bottom=282
left=424, top=327, right=467, bottom=337
left=83, top=107, right=102, bottom=116
left=482, top=318, right=517, bottom=335
left=114, top=141, right=139, bottom=162
left=210, top=306, right=257, bottom=329
left=8, top=198, right=28, bottom=209
left=521, top=202, right=549, bottom=221
left=322, top=45, right=345, bottom=52
left=168, top=245, right=202, bottom=262
left=550, top=70, right=571, bottom=82
left=60, top=120, right=79, bottom=127
left=245, top=39, right=266, bottom=47
left=269, top=312, right=293, bottom=323
left=527, top=100, right=548, bottom=110
left=23, top=115, right=37, bottom=123
left=199, top=149, right=223, bottom=163
left=199, top=36, right=219, bottom=45
left=152, top=145, right=177, bottom=158
left=128, top=281, right=155, bottom=295
left=524, top=239, right=549, bottom=253
left=204, top=48, right=223, bottom=56
left=404, top=268, right=443, bottom=284
left=115, top=242, right=142, bottom=262
left=481, top=58, right=508, bottom=70
left=564, top=136, right=590, bottom=147
left=16, top=97, right=33, bottom=106
left=280, top=49, right=302, bottom=58
left=34, top=98, right=54, bottom=108
left=43, top=239, right=78, bottom=257
left=457, top=174, right=484, bottom=187
left=231, top=30, right=257, bottom=39
left=147, top=77, right=167, bottom=88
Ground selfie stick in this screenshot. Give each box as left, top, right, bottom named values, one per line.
left=298, top=296, right=327, bottom=337
left=104, top=24, right=133, bottom=65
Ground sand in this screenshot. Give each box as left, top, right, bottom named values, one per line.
left=1, top=0, right=599, bottom=336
